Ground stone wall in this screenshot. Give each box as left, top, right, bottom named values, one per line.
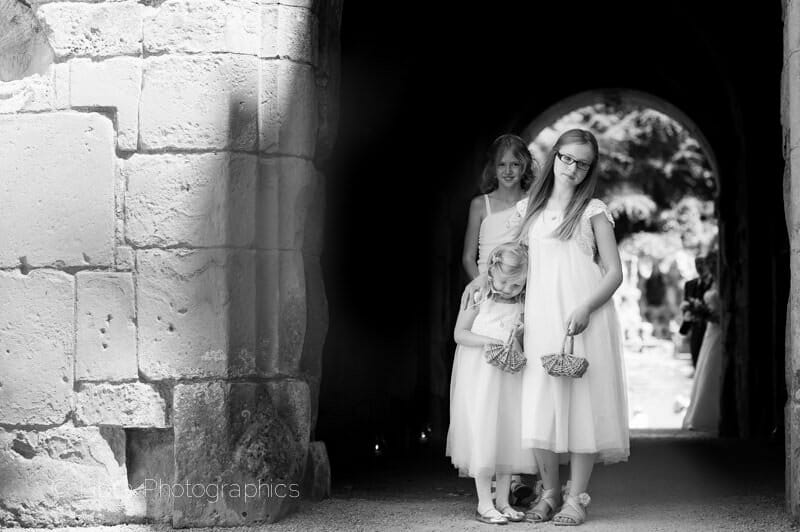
left=785, top=0, right=800, bottom=520
left=0, top=0, right=339, bottom=526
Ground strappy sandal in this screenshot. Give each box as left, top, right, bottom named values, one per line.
left=498, top=505, right=526, bottom=522
left=475, top=507, right=509, bottom=525
left=524, top=487, right=561, bottom=523
left=553, top=493, right=591, bottom=526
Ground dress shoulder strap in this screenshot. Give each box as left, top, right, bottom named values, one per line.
left=483, top=194, right=492, bottom=216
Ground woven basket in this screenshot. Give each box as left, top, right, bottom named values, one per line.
left=540, top=333, right=588, bottom=378
left=483, top=316, right=526, bottom=374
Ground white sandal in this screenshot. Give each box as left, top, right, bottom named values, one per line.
left=553, top=493, right=591, bottom=526
left=475, top=507, right=509, bottom=525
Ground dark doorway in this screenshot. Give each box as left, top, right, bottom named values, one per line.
left=318, top=0, right=787, bottom=478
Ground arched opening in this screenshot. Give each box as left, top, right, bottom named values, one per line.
left=523, top=90, right=721, bottom=430
left=318, top=1, right=788, bottom=525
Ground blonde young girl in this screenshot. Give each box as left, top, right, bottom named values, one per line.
left=464, top=129, right=629, bottom=526
left=447, top=243, right=537, bottom=525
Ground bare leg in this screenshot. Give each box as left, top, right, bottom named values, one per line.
left=526, top=449, right=561, bottom=522
left=568, top=452, right=595, bottom=495
left=534, top=448, right=559, bottom=490
left=553, top=452, right=596, bottom=525
left=475, top=474, right=495, bottom=514
left=495, top=473, right=525, bottom=521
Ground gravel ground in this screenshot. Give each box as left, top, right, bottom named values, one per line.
left=23, top=436, right=796, bottom=532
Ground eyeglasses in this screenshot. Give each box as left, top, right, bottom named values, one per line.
left=556, top=152, right=592, bottom=171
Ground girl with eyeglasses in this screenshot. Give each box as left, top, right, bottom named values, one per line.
left=463, top=129, right=629, bottom=526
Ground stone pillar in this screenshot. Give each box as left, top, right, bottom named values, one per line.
left=0, top=0, right=339, bottom=526
left=784, top=0, right=800, bottom=520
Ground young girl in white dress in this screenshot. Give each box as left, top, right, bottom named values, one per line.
left=512, top=129, right=629, bottom=526
left=462, top=134, right=535, bottom=280
left=461, top=133, right=536, bottom=505
left=447, top=242, right=537, bottom=525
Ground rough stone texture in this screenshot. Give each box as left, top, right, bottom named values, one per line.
left=137, top=249, right=255, bottom=380
left=256, top=251, right=306, bottom=376
left=262, top=4, right=318, bottom=64
left=260, top=60, right=318, bottom=157
left=115, top=246, right=135, bottom=271
left=53, top=62, right=70, bottom=109
left=124, top=153, right=257, bottom=248
left=144, top=0, right=260, bottom=55
left=75, top=383, right=167, bottom=427
left=301, top=441, right=330, bottom=501
left=76, top=272, right=137, bottom=381
left=36, top=1, right=143, bottom=59
left=301, top=258, right=327, bottom=411
left=172, top=380, right=309, bottom=527
left=139, top=55, right=259, bottom=151
left=125, top=428, right=174, bottom=523
left=256, top=156, right=319, bottom=250
left=0, top=425, right=145, bottom=527
left=0, top=72, right=54, bottom=113
left=788, top=52, right=800, bottom=152
left=0, top=270, right=74, bottom=425
left=0, top=112, right=115, bottom=267
left=70, top=57, right=142, bottom=151
left=0, top=0, right=55, bottom=82
left=786, top=4, right=800, bottom=518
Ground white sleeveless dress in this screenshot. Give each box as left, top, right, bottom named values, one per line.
left=510, top=198, right=630, bottom=464
left=477, top=194, right=518, bottom=275
left=446, top=296, right=538, bottom=477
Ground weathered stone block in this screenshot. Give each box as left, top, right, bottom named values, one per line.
left=0, top=425, right=145, bottom=527
left=786, top=0, right=800, bottom=56
left=70, top=57, right=142, bottom=151
left=126, top=428, right=174, bottom=523
left=36, top=1, right=143, bottom=59
left=140, top=55, right=259, bottom=151
left=262, top=5, right=318, bottom=65
left=124, top=153, right=257, bottom=248
left=787, top=53, right=800, bottom=151
left=137, top=249, right=255, bottom=380
left=0, top=112, right=115, bottom=267
left=172, top=380, right=308, bottom=526
left=76, top=272, right=137, bottom=381
left=76, top=383, right=167, bottom=427
left=115, top=246, right=135, bottom=271
left=144, top=0, right=260, bottom=55
left=301, top=256, right=327, bottom=382
left=53, top=63, right=70, bottom=109
left=301, top=441, right=330, bottom=500
left=259, top=60, right=318, bottom=157
left=0, top=270, right=73, bottom=425
left=0, top=72, right=53, bottom=114
left=256, top=251, right=306, bottom=376
left=256, top=156, right=318, bottom=250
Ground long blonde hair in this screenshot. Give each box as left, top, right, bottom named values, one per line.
left=517, top=129, right=600, bottom=241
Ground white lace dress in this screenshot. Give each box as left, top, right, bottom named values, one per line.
left=446, top=296, right=538, bottom=478
left=510, top=198, right=630, bottom=464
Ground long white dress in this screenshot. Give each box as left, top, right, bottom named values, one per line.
left=511, top=198, right=630, bottom=464
left=682, top=286, right=722, bottom=432
left=446, top=296, right=538, bottom=477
